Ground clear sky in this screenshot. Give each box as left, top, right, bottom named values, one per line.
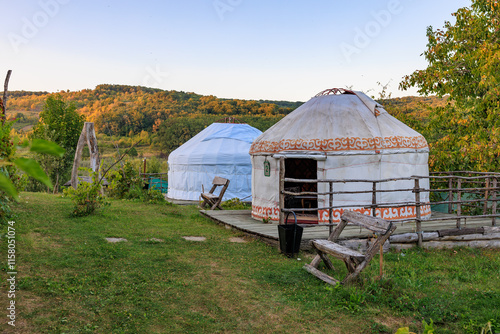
left=1, top=0, right=471, bottom=102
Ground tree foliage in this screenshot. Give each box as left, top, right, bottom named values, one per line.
left=30, top=95, right=85, bottom=192
left=9, top=84, right=457, bottom=167
left=8, top=85, right=302, bottom=155
left=400, top=0, right=500, bottom=172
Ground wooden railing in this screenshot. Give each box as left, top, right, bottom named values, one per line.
left=279, top=169, right=500, bottom=246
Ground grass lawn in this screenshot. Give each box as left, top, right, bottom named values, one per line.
left=1, top=192, right=499, bottom=333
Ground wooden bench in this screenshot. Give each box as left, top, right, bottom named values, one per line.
left=200, top=176, right=230, bottom=210
left=304, top=211, right=396, bottom=286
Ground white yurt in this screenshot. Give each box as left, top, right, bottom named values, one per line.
left=249, top=88, right=430, bottom=223
left=167, top=122, right=262, bottom=201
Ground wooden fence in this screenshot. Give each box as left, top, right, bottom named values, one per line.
left=280, top=169, right=500, bottom=246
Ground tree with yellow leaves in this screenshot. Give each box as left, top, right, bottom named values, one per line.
left=400, top=0, right=500, bottom=172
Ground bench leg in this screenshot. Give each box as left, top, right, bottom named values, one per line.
left=318, top=251, right=335, bottom=271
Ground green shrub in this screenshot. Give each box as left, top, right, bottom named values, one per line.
left=107, top=162, right=165, bottom=204
left=127, top=146, right=138, bottom=157
left=142, top=189, right=166, bottom=204
left=63, top=171, right=109, bottom=217
left=145, top=156, right=162, bottom=173
left=107, top=162, right=144, bottom=200
left=221, top=198, right=251, bottom=210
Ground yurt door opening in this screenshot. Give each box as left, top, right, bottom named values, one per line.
left=284, top=158, right=318, bottom=223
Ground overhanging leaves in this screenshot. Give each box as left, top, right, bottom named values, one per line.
left=14, top=158, right=52, bottom=188
left=0, top=173, right=18, bottom=199
left=30, top=139, right=65, bottom=157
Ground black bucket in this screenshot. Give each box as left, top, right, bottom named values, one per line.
left=278, top=212, right=303, bottom=257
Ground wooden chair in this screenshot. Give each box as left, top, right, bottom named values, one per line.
left=200, top=176, right=230, bottom=210
left=304, top=211, right=396, bottom=286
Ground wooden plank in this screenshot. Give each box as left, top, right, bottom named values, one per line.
left=201, top=193, right=219, bottom=199
left=438, top=227, right=484, bottom=237
left=212, top=176, right=229, bottom=185
left=312, top=239, right=365, bottom=261
left=440, top=233, right=500, bottom=241
left=484, top=226, right=500, bottom=234
left=303, top=264, right=339, bottom=286
left=423, top=240, right=500, bottom=249
left=341, top=211, right=390, bottom=234
left=390, top=232, right=439, bottom=243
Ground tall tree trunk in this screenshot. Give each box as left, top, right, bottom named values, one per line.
left=53, top=173, right=60, bottom=194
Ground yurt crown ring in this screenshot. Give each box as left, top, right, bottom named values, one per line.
left=315, top=88, right=355, bottom=97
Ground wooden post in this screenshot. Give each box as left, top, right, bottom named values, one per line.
left=143, top=158, right=147, bottom=174
left=86, top=123, right=100, bottom=173
left=483, top=177, right=490, bottom=215
left=1, top=70, right=12, bottom=125
left=279, top=157, right=285, bottom=225
left=448, top=177, right=453, bottom=214
left=329, top=181, right=333, bottom=235
left=71, top=122, right=101, bottom=189
left=456, top=178, right=462, bottom=229
left=379, top=244, right=383, bottom=279
left=372, top=181, right=377, bottom=217
left=414, top=178, right=422, bottom=247
left=492, top=178, right=497, bottom=227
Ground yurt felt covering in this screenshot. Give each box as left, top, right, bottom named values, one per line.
left=249, top=90, right=430, bottom=223
left=167, top=123, right=262, bottom=201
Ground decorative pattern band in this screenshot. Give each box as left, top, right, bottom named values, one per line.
left=318, top=205, right=431, bottom=223
left=249, top=136, right=428, bottom=154
left=251, top=204, right=431, bottom=223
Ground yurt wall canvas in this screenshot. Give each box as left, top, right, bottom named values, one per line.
left=250, top=89, right=430, bottom=223
left=167, top=123, right=262, bottom=201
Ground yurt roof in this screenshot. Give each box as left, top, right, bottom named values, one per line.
left=249, top=88, right=428, bottom=156
left=168, top=122, right=262, bottom=165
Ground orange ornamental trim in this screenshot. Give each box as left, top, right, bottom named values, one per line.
left=249, top=136, right=428, bottom=154
left=251, top=204, right=431, bottom=223
left=318, top=205, right=431, bottom=223
left=251, top=205, right=280, bottom=221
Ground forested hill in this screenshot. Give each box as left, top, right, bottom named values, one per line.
left=6, top=84, right=446, bottom=153
left=7, top=84, right=303, bottom=135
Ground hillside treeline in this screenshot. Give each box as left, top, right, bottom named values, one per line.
left=7, top=84, right=304, bottom=152
left=6, top=84, right=445, bottom=154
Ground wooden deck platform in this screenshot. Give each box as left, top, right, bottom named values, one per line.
left=200, top=210, right=499, bottom=249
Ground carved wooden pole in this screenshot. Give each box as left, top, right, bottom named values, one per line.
left=448, top=176, right=453, bottom=214
left=328, top=181, right=333, bottom=235
left=456, top=179, right=462, bottom=229
left=483, top=177, right=490, bottom=215
left=492, top=178, right=497, bottom=227
left=71, top=122, right=101, bottom=189
left=372, top=181, right=377, bottom=217
left=279, top=157, right=285, bottom=225
left=414, top=178, right=422, bottom=247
